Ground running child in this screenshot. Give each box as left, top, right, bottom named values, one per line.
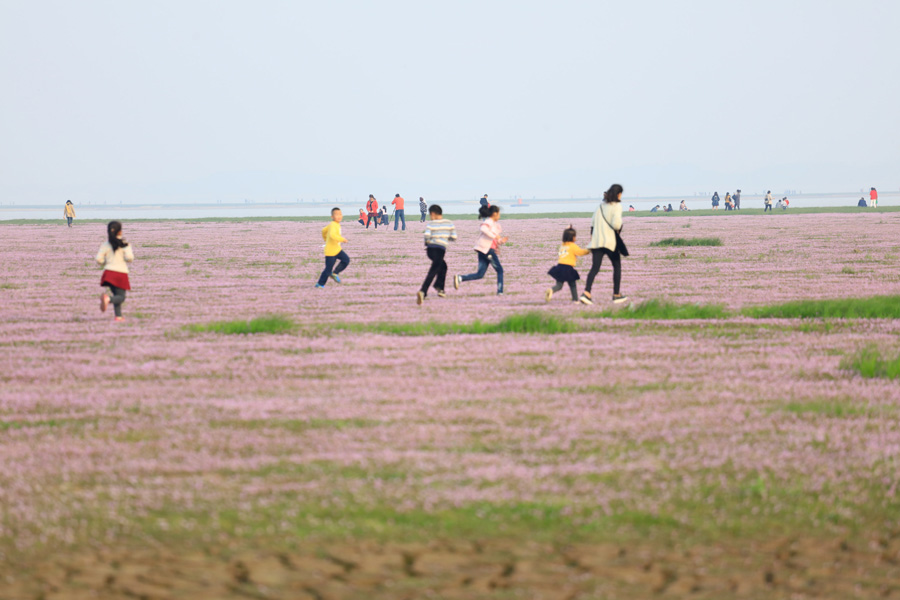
left=546, top=225, right=589, bottom=302
left=417, top=204, right=457, bottom=305
left=316, top=208, right=350, bottom=288
left=96, top=220, right=134, bottom=321
left=454, top=204, right=507, bottom=295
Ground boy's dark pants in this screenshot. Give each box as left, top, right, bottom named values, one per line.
left=420, top=246, right=447, bottom=295
left=317, top=251, right=350, bottom=286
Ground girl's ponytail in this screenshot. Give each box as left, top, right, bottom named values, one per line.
left=107, top=221, right=128, bottom=251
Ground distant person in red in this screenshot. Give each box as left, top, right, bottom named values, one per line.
left=391, top=194, right=406, bottom=231
left=870, top=187, right=878, bottom=208
left=358, top=208, right=367, bottom=226
left=366, top=195, right=379, bottom=229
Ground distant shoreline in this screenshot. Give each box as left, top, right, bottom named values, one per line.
left=2, top=205, right=898, bottom=225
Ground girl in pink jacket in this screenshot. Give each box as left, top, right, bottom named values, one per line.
left=454, top=205, right=508, bottom=295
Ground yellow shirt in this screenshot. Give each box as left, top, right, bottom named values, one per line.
left=557, top=241, right=589, bottom=266
left=64, top=204, right=76, bottom=218
left=322, top=221, right=347, bottom=256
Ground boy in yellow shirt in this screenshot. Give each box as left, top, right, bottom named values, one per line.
left=316, top=208, right=350, bottom=288
left=546, top=226, right=589, bottom=302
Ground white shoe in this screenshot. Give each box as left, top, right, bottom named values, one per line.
left=545, top=288, right=553, bottom=302
left=579, top=294, right=593, bottom=305
left=416, top=291, right=424, bottom=305
left=612, top=294, right=628, bottom=304
left=453, top=275, right=460, bottom=290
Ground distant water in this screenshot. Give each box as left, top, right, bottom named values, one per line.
left=0, top=194, right=892, bottom=221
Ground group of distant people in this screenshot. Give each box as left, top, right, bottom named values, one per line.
left=858, top=187, right=879, bottom=208
left=710, top=190, right=742, bottom=211
left=357, top=194, right=430, bottom=230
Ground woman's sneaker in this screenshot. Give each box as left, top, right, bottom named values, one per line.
left=579, top=293, right=593, bottom=305
left=545, top=288, right=553, bottom=302
left=612, top=294, right=628, bottom=304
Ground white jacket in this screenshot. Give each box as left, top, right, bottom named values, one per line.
left=588, top=202, right=623, bottom=251
left=473, top=220, right=502, bottom=254
left=96, top=242, right=134, bottom=274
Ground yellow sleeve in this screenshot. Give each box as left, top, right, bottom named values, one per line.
left=322, top=224, right=330, bottom=241
left=573, top=243, right=590, bottom=256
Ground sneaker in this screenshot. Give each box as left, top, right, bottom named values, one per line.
left=453, top=275, right=460, bottom=290
left=100, top=292, right=109, bottom=313
left=497, top=292, right=504, bottom=296
left=331, top=273, right=341, bottom=283
left=436, top=290, right=447, bottom=298
left=114, top=316, right=125, bottom=322
left=315, top=284, right=325, bottom=289
left=613, top=294, right=628, bottom=304
left=545, top=288, right=553, bottom=302
left=579, top=293, right=594, bottom=305
left=416, top=291, right=424, bottom=305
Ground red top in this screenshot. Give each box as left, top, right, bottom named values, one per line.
left=367, top=199, right=378, bottom=213
left=871, top=189, right=878, bottom=200
left=391, top=196, right=405, bottom=210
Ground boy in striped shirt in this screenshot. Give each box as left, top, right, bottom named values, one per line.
left=417, top=205, right=457, bottom=305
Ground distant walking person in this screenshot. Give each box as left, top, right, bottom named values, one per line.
left=455, top=204, right=507, bottom=295
left=417, top=204, right=457, bottom=305
left=733, top=189, right=741, bottom=210
left=479, top=194, right=490, bottom=219
left=870, top=187, right=878, bottom=208
left=580, top=184, right=628, bottom=305
left=711, top=192, right=720, bottom=209
left=96, top=221, right=133, bottom=321
left=316, top=208, right=350, bottom=288
left=64, top=200, right=76, bottom=227
left=419, top=197, right=428, bottom=222
left=764, top=191, right=773, bottom=212
left=546, top=225, right=589, bottom=302
left=366, top=195, right=379, bottom=229
left=391, top=194, right=406, bottom=230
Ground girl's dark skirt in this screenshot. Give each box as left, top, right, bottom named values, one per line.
left=548, top=264, right=579, bottom=283
left=100, top=270, right=131, bottom=291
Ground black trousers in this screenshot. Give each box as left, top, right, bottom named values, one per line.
left=420, top=247, right=447, bottom=295
left=584, top=248, right=621, bottom=295
left=106, top=285, right=127, bottom=317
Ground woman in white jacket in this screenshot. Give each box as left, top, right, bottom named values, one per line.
left=580, top=184, right=627, bottom=305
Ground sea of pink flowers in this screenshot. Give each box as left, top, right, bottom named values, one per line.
left=1, top=211, right=900, bottom=551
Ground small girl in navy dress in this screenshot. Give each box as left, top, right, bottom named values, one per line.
left=546, top=225, right=589, bottom=302
left=96, top=220, right=134, bottom=321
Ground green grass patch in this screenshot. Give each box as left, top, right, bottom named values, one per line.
left=211, top=418, right=380, bottom=432
left=841, top=346, right=900, bottom=380
left=186, top=314, right=295, bottom=335
left=341, top=311, right=579, bottom=336
left=743, top=295, right=900, bottom=319
left=587, top=299, right=729, bottom=320
left=0, top=418, right=95, bottom=431
left=783, top=400, right=879, bottom=418
left=649, top=237, right=722, bottom=247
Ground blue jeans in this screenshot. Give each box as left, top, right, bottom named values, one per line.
left=460, top=249, right=503, bottom=293
left=317, top=251, right=350, bottom=286
left=393, top=209, right=405, bottom=230
left=66, top=216, right=73, bottom=227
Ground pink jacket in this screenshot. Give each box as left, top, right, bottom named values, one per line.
left=473, top=220, right=502, bottom=254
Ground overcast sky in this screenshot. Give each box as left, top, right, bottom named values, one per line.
left=1, top=0, right=898, bottom=203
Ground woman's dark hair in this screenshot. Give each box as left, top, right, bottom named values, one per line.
left=604, top=184, right=624, bottom=203
left=479, top=204, right=500, bottom=219
left=562, top=226, right=576, bottom=243
left=107, top=221, right=128, bottom=251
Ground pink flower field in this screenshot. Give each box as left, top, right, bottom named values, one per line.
left=2, top=211, right=900, bottom=599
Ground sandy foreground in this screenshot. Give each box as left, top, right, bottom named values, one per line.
left=2, top=212, right=900, bottom=598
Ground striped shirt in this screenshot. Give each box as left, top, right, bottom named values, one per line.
left=423, top=219, right=458, bottom=249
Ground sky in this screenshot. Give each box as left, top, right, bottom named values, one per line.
left=1, top=0, right=898, bottom=204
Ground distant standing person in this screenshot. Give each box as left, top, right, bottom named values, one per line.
left=64, top=200, right=76, bottom=227
left=316, top=208, right=350, bottom=288
left=96, top=220, right=133, bottom=321
left=417, top=204, right=457, bottom=305
left=391, top=194, right=406, bottom=230
left=870, top=187, right=878, bottom=208
left=479, top=194, right=490, bottom=219
left=366, top=195, right=379, bottom=229
left=455, top=204, right=507, bottom=295
left=580, top=184, right=628, bottom=305
left=764, top=191, right=773, bottom=212
left=711, top=192, right=720, bottom=209
left=733, top=189, right=741, bottom=210
left=419, top=197, right=427, bottom=222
